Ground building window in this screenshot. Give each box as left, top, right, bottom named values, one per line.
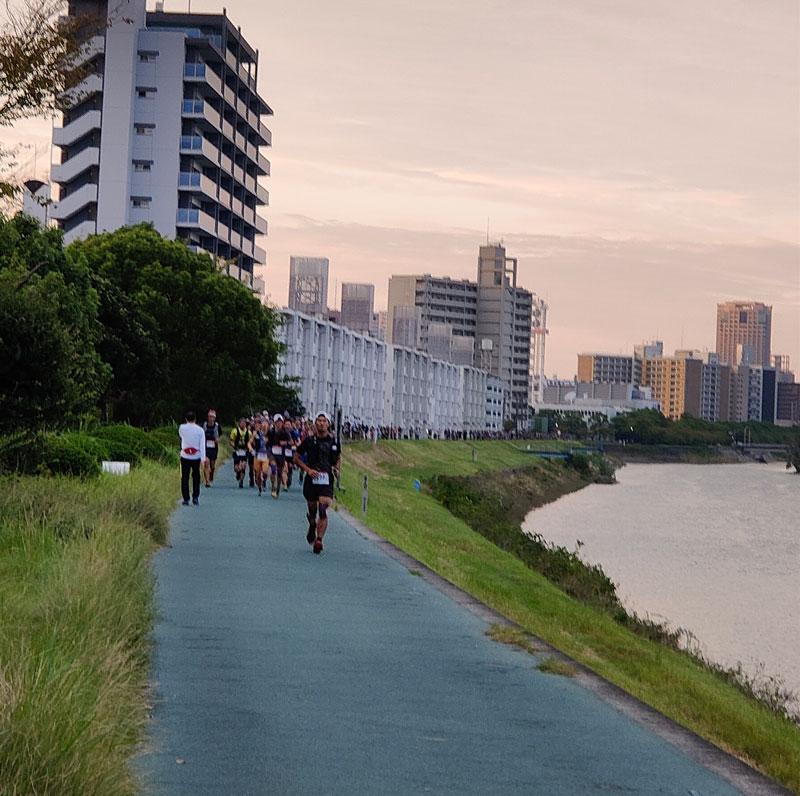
left=136, top=86, right=157, bottom=98
left=134, top=124, right=155, bottom=135
left=138, top=50, right=158, bottom=62
left=131, top=196, right=151, bottom=208
left=133, top=160, right=153, bottom=172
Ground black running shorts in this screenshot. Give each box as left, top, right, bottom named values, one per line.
left=303, top=476, right=334, bottom=501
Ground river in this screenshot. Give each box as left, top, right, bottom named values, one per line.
left=522, top=461, right=800, bottom=707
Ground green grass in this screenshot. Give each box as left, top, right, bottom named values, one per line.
left=0, top=461, right=175, bottom=796
left=338, top=440, right=800, bottom=792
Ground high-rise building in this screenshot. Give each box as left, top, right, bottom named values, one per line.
left=476, top=244, right=533, bottom=427
left=339, top=283, right=375, bottom=334
left=51, top=0, right=271, bottom=291
left=776, top=382, right=800, bottom=425
left=716, top=301, right=772, bottom=366
left=386, top=245, right=539, bottom=426
left=577, top=354, right=637, bottom=385
left=288, top=257, right=329, bottom=316
left=728, top=365, right=777, bottom=423
left=641, top=356, right=702, bottom=420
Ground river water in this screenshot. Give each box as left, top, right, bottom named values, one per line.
left=522, top=462, right=800, bottom=705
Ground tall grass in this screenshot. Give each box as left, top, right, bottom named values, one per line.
left=0, top=462, right=175, bottom=795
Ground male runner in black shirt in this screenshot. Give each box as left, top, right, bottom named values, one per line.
left=294, top=412, right=340, bottom=554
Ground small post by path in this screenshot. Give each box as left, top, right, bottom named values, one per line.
left=361, top=475, right=368, bottom=516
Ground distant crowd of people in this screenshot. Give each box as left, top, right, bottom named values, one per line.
left=341, top=421, right=518, bottom=441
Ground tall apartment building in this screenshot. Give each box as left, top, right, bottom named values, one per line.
left=729, top=365, right=778, bottom=423
left=674, top=350, right=731, bottom=422
left=52, top=0, right=271, bottom=291
left=641, top=356, right=702, bottom=420
left=386, top=244, right=538, bottom=426
left=387, top=274, right=477, bottom=354
left=716, top=301, right=772, bottom=366
left=475, top=244, right=533, bottom=427
left=339, top=283, right=375, bottom=335
left=776, top=382, right=800, bottom=425
left=577, top=354, right=637, bottom=385
left=288, top=257, right=329, bottom=316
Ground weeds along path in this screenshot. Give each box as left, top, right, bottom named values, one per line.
left=136, top=453, right=775, bottom=796
left=0, top=462, right=174, bottom=796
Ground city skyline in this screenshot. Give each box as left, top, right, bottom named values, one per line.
left=3, top=0, right=798, bottom=376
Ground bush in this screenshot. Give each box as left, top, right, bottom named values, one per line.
left=92, top=424, right=168, bottom=463
left=38, top=434, right=102, bottom=478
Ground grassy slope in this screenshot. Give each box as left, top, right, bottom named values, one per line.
left=0, top=462, right=175, bottom=796
left=337, top=440, right=800, bottom=793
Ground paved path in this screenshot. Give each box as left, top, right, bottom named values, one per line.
left=136, top=461, right=773, bottom=795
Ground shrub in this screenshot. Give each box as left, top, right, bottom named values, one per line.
left=39, top=434, right=102, bottom=478
left=92, top=424, right=167, bottom=463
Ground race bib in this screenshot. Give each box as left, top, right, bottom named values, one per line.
left=271, top=445, right=282, bottom=455
left=284, top=449, right=294, bottom=457
left=312, top=472, right=330, bottom=485
left=256, top=452, right=269, bottom=462
left=206, top=440, right=216, bottom=448
left=235, top=448, right=247, bottom=456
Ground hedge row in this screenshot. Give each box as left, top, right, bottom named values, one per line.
left=0, top=424, right=179, bottom=478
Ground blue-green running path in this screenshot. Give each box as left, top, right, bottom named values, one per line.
left=136, top=462, right=778, bottom=795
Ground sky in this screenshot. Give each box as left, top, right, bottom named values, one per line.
left=4, top=0, right=799, bottom=377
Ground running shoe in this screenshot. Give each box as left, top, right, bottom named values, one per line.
left=313, top=538, right=323, bottom=554
left=192, top=497, right=199, bottom=506
left=271, top=490, right=278, bottom=499
left=182, top=500, right=190, bottom=506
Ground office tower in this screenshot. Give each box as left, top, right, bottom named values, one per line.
left=529, top=297, right=548, bottom=404
left=776, top=382, right=800, bottom=424
left=51, top=0, right=271, bottom=291
left=716, top=301, right=772, bottom=366
left=288, top=257, right=329, bottom=316
left=772, top=354, right=794, bottom=383
left=339, top=283, right=375, bottom=334
left=641, top=356, right=702, bottom=420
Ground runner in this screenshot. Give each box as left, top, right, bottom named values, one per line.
left=248, top=417, right=271, bottom=496
left=283, top=415, right=301, bottom=490
left=202, top=410, right=221, bottom=487
left=229, top=418, right=251, bottom=489
left=246, top=416, right=256, bottom=487
left=267, top=414, right=292, bottom=499
left=294, top=412, right=340, bottom=554
left=178, top=410, right=206, bottom=506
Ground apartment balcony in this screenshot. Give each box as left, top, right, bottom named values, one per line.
left=51, top=182, right=98, bottom=221
left=180, top=99, right=221, bottom=131
left=61, top=73, right=103, bottom=105
left=179, top=135, right=226, bottom=172
left=178, top=171, right=218, bottom=202
left=51, top=146, right=99, bottom=184
left=74, top=34, right=105, bottom=67
left=53, top=109, right=102, bottom=147
left=176, top=207, right=216, bottom=236
left=63, top=219, right=97, bottom=245
left=183, top=62, right=223, bottom=99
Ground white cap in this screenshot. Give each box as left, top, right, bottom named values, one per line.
left=316, top=411, right=332, bottom=423
left=273, top=413, right=283, bottom=422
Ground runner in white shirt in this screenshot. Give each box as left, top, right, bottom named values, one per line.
left=179, top=411, right=207, bottom=505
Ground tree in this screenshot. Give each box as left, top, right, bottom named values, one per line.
left=0, top=0, right=90, bottom=197
left=68, top=225, right=293, bottom=424
left=0, top=213, right=109, bottom=429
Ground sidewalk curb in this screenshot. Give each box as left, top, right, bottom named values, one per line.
left=336, top=503, right=795, bottom=796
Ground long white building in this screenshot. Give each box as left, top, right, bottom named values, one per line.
left=51, top=0, right=271, bottom=291
left=278, top=309, right=495, bottom=435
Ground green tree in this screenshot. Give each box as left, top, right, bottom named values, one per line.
left=69, top=225, right=292, bottom=424
left=0, top=213, right=109, bottom=428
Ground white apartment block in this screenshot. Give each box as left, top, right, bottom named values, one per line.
left=279, top=309, right=495, bottom=435
left=51, top=0, right=270, bottom=291
left=277, top=309, right=386, bottom=426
